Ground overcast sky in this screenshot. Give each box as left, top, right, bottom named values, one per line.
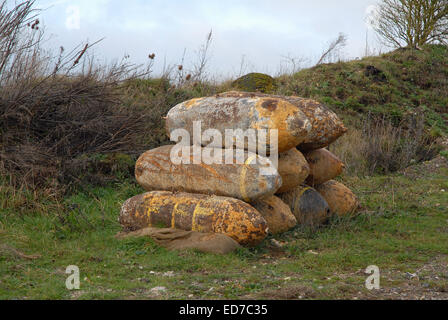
left=35, top=0, right=383, bottom=78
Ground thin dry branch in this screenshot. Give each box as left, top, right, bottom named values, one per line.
left=316, top=33, right=348, bottom=65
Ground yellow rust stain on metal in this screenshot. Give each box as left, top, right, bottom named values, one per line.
left=145, top=159, right=165, bottom=171
left=297, top=186, right=312, bottom=198
left=214, top=206, right=266, bottom=245
left=253, top=98, right=303, bottom=151
left=171, top=202, right=180, bottom=228
left=191, top=200, right=215, bottom=232
left=239, top=154, right=258, bottom=202
left=143, top=193, right=161, bottom=226
left=198, top=163, right=232, bottom=183
left=184, top=97, right=205, bottom=108
left=123, top=191, right=267, bottom=245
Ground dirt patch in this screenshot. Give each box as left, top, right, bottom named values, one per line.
left=401, top=155, right=448, bottom=179
left=354, top=256, right=448, bottom=300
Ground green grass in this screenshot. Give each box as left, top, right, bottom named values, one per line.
left=275, top=45, right=448, bottom=135
left=1, top=164, right=447, bottom=300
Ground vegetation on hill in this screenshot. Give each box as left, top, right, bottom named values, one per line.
left=1, top=158, right=447, bottom=299
left=275, top=45, right=448, bottom=136
left=1, top=1, right=447, bottom=301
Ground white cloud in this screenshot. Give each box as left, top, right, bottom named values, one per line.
left=37, top=0, right=385, bottom=76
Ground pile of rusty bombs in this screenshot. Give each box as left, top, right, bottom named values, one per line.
left=119, top=91, right=359, bottom=247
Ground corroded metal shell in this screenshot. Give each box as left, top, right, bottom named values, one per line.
left=315, top=180, right=359, bottom=217
left=166, top=92, right=312, bottom=153
left=251, top=196, right=297, bottom=235
left=135, top=145, right=282, bottom=202
left=119, top=191, right=268, bottom=246
left=276, top=148, right=310, bottom=194
left=279, top=185, right=332, bottom=227
left=219, top=91, right=347, bottom=151
left=304, top=148, right=345, bottom=186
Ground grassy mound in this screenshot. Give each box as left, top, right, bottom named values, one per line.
left=276, top=45, right=448, bottom=136
left=232, top=73, right=277, bottom=93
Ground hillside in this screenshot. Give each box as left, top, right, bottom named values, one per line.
left=275, top=45, right=448, bottom=136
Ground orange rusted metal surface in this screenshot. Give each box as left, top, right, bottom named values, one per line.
left=315, top=180, right=359, bottom=217
left=304, top=148, right=345, bottom=186
left=166, top=92, right=312, bottom=153
left=279, top=185, right=331, bottom=227
left=119, top=191, right=268, bottom=246
left=276, top=148, right=310, bottom=194
left=219, top=91, right=347, bottom=151
left=135, top=145, right=282, bottom=202
left=251, top=196, right=297, bottom=235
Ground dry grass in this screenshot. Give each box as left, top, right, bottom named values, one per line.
left=0, top=1, right=443, bottom=196
left=330, top=113, right=439, bottom=176
left=0, top=1, right=156, bottom=191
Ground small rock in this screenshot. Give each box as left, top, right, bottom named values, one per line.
left=270, top=239, right=284, bottom=248
left=405, top=272, right=419, bottom=280
left=150, top=286, right=167, bottom=294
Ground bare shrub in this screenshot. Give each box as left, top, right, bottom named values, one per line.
left=330, top=112, right=439, bottom=175
left=316, top=33, right=348, bottom=65
left=328, top=128, right=369, bottom=175
left=192, top=29, right=213, bottom=82
left=0, top=1, right=154, bottom=191
left=276, top=54, right=309, bottom=76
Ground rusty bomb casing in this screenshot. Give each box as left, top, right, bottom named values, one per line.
left=135, top=145, right=282, bottom=202
left=276, top=148, right=310, bottom=194
left=304, top=148, right=345, bottom=186
left=119, top=191, right=268, bottom=246
left=251, top=196, right=297, bottom=235
left=279, top=185, right=332, bottom=227
left=165, top=92, right=312, bottom=153
left=315, top=180, right=359, bottom=218
left=218, top=91, right=347, bottom=151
